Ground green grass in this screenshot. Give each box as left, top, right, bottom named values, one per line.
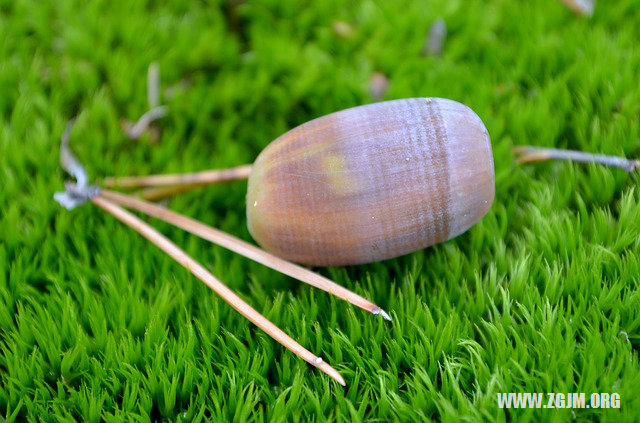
left=1, top=0, right=640, bottom=421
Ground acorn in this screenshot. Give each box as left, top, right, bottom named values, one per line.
left=246, top=97, right=495, bottom=266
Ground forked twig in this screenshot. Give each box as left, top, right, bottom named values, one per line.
left=91, top=194, right=346, bottom=386
left=102, top=165, right=253, bottom=189
left=99, top=189, right=391, bottom=320
left=124, top=62, right=166, bottom=140
left=513, top=146, right=640, bottom=172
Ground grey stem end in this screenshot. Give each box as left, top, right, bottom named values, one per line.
left=372, top=307, right=392, bottom=321
left=55, top=119, right=101, bottom=209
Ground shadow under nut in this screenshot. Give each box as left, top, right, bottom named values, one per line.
left=246, top=97, right=495, bottom=266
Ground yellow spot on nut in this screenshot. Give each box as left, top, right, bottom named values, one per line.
left=322, top=155, right=358, bottom=195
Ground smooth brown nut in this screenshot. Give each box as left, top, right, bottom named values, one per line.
left=246, top=97, right=495, bottom=266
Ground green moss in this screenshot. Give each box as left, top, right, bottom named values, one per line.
left=1, top=0, right=639, bottom=420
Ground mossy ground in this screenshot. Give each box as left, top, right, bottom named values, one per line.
left=1, top=0, right=639, bottom=421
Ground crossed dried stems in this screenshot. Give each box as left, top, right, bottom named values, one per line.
left=57, top=122, right=389, bottom=386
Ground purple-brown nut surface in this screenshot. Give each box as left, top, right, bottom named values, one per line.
left=246, top=98, right=495, bottom=266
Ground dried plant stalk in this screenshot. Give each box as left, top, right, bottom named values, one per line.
left=423, top=18, right=447, bottom=56
left=125, top=106, right=167, bottom=139
left=102, top=164, right=253, bottom=189
left=513, top=146, right=640, bottom=172
left=123, top=62, right=165, bottom=140
left=137, top=183, right=211, bottom=201
left=99, top=189, right=391, bottom=320
left=91, top=194, right=346, bottom=386
left=369, top=72, right=389, bottom=100
left=147, top=62, right=161, bottom=108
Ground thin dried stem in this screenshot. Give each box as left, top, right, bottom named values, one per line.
left=59, top=118, right=88, bottom=187
left=91, top=194, right=346, bottom=386
left=102, top=164, right=253, bottom=189
left=124, top=62, right=165, bottom=140
left=423, top=18, right=447, bottom=57
left=100, top=189, right=391, bottom=320
left=125, top=106, right=168, bottom=139
left=147, top=62, right=161, bottom=108
left=136, top=183, right=210, bottom=201
left=513, top=146, right=640, bottom=172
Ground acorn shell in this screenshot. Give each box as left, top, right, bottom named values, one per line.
left=246, top=98, right=495, bottom=266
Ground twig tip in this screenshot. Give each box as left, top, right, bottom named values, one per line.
left=372, top=307, right=392, bottom=321
left=312, top=357, right=346, bottom=386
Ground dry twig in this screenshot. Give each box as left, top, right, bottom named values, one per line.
left=513, top=146, right=639, bottom=172
left=124, top=106, right=167, bottom=139
left=147, top=62, right=161, bottom=109
left=369, top=72, right=389, bottom=101
left=124, top=62, right=167, bottom=140
left=136, top=183, right=214, bottom=201
left=102, top=164, right=253, bottom=189
left=423, top=18, right=447, bottom=57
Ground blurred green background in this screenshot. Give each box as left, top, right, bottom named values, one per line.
left=1, top=0, right=639, bottom=421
